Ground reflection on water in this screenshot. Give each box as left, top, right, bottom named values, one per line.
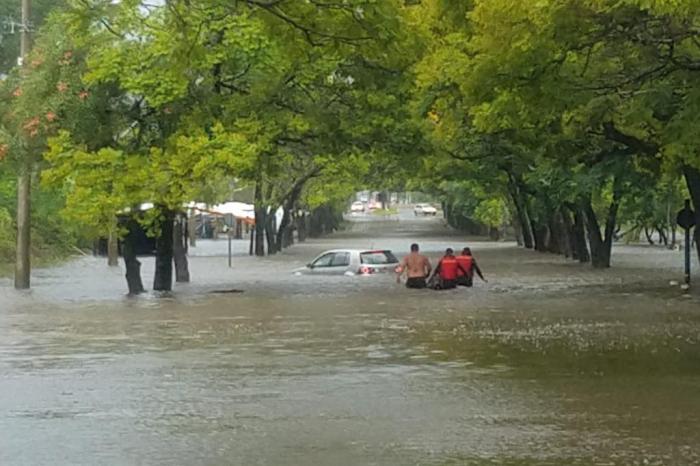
left=1, top=215, right=699, bottom=465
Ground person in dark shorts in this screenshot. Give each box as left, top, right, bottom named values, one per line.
left=406, top=276, right=427, bottom=289
left=396, top=243, right=432, bottom=289
left=456, top=247, right=487, bottom=287
left=432, top=248, right=469, bottom=290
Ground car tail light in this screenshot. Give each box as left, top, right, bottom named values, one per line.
left=358, top=266, right=375, bottom=275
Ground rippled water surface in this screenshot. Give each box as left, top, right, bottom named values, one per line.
left=1, top=212, right=699, bottom=465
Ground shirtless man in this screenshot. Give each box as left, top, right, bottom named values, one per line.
left=396, top=243, right=432, bottom=289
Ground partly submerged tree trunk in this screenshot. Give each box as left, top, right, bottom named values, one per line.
left=276, top=207, right=295, bottom=250
left=532, top=222, right=548, bottom=252
left=276, top=207, right=293, bottom=252
left=254, top=209, right=266, bottom=256
left=254, top=179, right=266, bottom=256
left=309, top=207, right=323, bottom=238
left=512, top=211, right=524, bottom=247
left=173, top=214, right=190, bottom=283
left=275, top=168, right=320, bottom=250
left=582, top=191, right=620, bottom=269
left=657, top=227, right=668, bottom=246
left=583, top=200, right=608, bottom=268
left=187, top=211, right=197, bottom=247
left=683, top=165, right=700, bottom=263
left=572, top=206, right=590, bottom=263
left=558, top=208, right=573, bottom=259
left=644, top=227, right=655, bottom=245
left=234, top=219, right=243, bottom=239
left=276, top=196, right=302, bottom=251
left=507, top=176, right=534, bottom=249
left=107, top=229, right=119, bottom=267
left=153, top=208, right=175, bottom=292
left=546, top=212, right=563, bottom=255
left=265, top=210, right=277, bottom=255
left=122, top=218, right=145, bottom=295
left=297, top=210, right=307, bottom=243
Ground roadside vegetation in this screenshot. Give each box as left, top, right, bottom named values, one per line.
left=1, top=0, right=699, bottom=292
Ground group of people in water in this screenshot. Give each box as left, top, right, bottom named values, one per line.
left=395, top=243, right=487, bottom=290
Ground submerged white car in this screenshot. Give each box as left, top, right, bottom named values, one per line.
left=350, top=201, right=365, bottom=213
left=294, top=249, right=399, bottom=276
left=414, top=203, right=437, bottom=216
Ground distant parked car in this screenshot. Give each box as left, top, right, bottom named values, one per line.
left=294, top=249, right=399, bottom=276
left=414, top=203, right=437, bottom=216
left=350, top=201, right=365, bottom=213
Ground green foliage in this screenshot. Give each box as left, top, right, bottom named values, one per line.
left=409, top=0, right=700, bottom=247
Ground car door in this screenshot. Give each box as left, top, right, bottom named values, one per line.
left=310, top=252, right=351, bottom=275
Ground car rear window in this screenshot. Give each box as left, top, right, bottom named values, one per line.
left=360, top=250, right=398, bottom=265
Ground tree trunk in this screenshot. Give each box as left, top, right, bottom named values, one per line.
left=546, top=212, right=563, bottom=255
left=276, top=185, right=305, bottom=250
left=644, top=227, right=654, bottom=245
left=532, top=223, right=548, bottom=252
left=285, top=212, right=295, bottom=248
left=254, top=178, right=266, bottom=256
left=153, top=208, right=174, bottom=291
left=571, top=207, right=590, bottom=263
left=122, top=218, right=145, bottom=295
left=297, top=211, right=307, bottom=242
left=173, top=214, right=190, bottom=283
left=188, top=211, right=197, bottom=247
left=582, top=191, right=620, bottom=269
left=671, top=226, right=677, bottom=248
left=558, top=208, right=574, bottom=259
left=107, top=229, right=119, bottom=267
left=265, top=210, right=277, bottom=255
left=512, top=216, right=524, bottom=246
left=583, top=199, right=607, bottom=268
left=666, top=197, right=674, bottom=248
left=254, top=209, right=266, bottom=256
left=14, top=167, right=31, bottom=289
left=507, top=178, right=534, bottom=249
left=276, top=208, right=293, bottom=251
left=309, top=207, right=323, bottom=238
left=657, top=227, right=668, bottom=246
left=683, top=165, right=700, bottom=263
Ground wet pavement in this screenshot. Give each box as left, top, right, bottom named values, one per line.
left=1, top=211, right=700, bottom=465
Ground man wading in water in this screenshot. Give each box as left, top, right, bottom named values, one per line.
left=396, top=243, right=432, bottom=289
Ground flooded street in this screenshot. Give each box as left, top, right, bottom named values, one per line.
left=1, top=212, right=700, bottom=465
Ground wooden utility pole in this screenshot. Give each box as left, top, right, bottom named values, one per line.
left=14, top=0, right=31, bottom=290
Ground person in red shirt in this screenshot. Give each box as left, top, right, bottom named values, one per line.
left=432, top=248, right=469, bottom=289
left=456, top=247, right=487, bottom=287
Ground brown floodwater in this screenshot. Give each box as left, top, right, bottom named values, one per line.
left=1, top=212, right=699, bottom=465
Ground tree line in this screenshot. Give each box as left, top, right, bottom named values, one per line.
left=1, top=0, right=699, bottom=293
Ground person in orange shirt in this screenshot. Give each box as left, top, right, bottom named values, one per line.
left=432, top=248, right=469, bottom=289
left=456, top=247, right=487, bottom=287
